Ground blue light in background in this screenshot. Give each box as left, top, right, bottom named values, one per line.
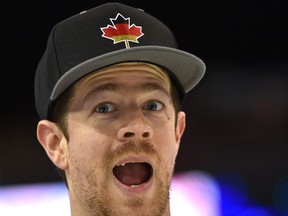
left=216, top=171, right=285, bottom=216
left=273, top=174, right=288, bottom=216
left=216, top=172, right=248, bottom=216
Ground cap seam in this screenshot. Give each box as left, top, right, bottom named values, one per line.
left=51, top=23, right=63, bottom=79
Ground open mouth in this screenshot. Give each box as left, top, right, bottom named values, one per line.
left=113, top=162, right=153, bottom=187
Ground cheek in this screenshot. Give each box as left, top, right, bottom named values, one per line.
left=156, top=124, right=179, bottom=164
left=66, top=133, right=111, bottom=189
left=67, top=124, right=113, bottom=171
left=68, top=117, right=114, bottom=152
left=68, top=134, right=110, bottom=161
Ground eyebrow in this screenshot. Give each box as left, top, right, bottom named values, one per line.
left=84, top=82, right=169, bottom=100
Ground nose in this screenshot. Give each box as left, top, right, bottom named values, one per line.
left=117, top=117, right=153, bottom=142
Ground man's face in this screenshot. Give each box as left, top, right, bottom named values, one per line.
left=64, top=63, right=186, bottom=216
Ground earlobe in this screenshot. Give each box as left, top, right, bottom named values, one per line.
left=175, top=111, right=186, bottom=145
left=36, top=120, right=68, bottom=170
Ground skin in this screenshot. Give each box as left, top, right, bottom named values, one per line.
left=36, top=62, right=186, bottom=216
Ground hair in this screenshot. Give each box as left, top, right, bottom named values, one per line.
left=47, top=68, right=182, bottom=188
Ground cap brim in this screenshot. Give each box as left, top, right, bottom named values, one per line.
left=51, top=46, right=206, bottom=101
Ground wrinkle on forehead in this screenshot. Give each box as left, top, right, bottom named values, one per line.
left=75, top=62, right=171, bottom=90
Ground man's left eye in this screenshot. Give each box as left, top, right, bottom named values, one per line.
left=144, top=101, right=163, bottom=111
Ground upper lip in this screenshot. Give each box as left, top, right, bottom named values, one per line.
left=113, top=155, right=153, bottom=168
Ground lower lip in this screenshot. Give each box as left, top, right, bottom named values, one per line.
left=112, top=175, right=153, bottom=195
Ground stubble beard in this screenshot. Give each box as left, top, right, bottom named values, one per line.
left=72, top=141, right=174, bottom=216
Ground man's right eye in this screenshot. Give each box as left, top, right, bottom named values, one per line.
left=95, top=103, right=116, bottom=113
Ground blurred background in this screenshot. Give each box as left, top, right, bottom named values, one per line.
left=1, top=0, right=287, bottom=215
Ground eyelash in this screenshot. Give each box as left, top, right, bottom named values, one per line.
left=95, top=103, right=116, bottom=113
left=143, top=101, right=164, bottom=111
left=94, top=101, right=165, bottom=113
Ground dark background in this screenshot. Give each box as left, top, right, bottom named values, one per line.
left=1, top=0, right=287, bottom=209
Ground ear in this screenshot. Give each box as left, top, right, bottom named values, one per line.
left=36, top=120, right=68, bottom=170
left=175, top=111, right=186, bottom=146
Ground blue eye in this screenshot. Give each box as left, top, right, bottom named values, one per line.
left=144, top=101, right=163, bottom=111
left=95, top=103, right=115, bottom=113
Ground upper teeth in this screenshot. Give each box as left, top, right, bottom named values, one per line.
left=117, top=161, right=145, bottom=166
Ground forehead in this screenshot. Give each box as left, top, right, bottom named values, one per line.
left=75, top=62, right=172, bottom=90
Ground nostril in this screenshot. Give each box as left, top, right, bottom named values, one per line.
left=142, top=132, right=149, bottom=138
left=124, top=132, right=135, bottom=137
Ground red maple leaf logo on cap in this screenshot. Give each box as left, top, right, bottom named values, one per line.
left=101, top=13, right=144, bottom=48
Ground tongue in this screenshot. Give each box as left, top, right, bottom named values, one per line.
left=113, top=162, right=151, bottom=186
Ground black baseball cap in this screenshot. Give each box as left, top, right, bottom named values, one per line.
left=34, top=2, right=206, bottom=120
